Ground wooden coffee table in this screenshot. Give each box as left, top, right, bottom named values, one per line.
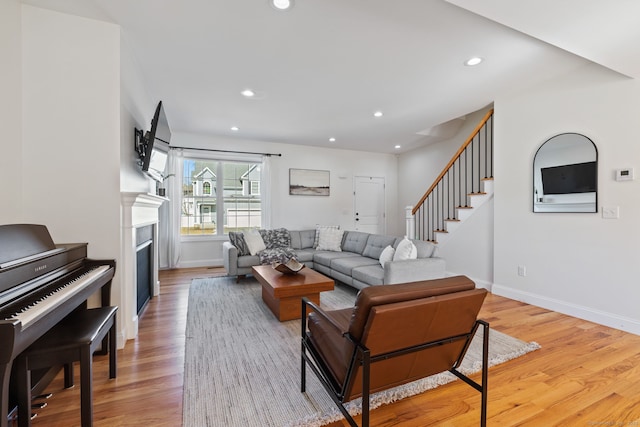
left=252, top=265, right=335, bottom=321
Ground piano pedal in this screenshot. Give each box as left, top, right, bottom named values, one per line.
left=35, top=393, right=53, bottom=399
left=30, top=413, right=38, bottom=420
left=32, top=402, right=47, bottom=409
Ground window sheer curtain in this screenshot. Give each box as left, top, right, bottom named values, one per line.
left=165, top=148, right=183, bottom=268
left=261, top=155, right=272, bottom=229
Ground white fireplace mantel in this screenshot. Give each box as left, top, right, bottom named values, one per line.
left=121, top=192, right=166, bottom=342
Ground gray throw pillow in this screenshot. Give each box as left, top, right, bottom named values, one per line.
left=228, top=232, right=250, bottom=256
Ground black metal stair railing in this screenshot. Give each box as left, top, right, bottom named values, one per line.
left=412, top=109, right=494, bottom=242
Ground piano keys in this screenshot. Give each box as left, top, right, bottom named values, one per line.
left=0, top=224, right=116, bottom=427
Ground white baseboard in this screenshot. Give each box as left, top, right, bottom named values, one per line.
left=173, top=258, right=224, bottom=269
left=492, top=283, right=640, bottom=336
left=445, top=271, right=493, bottom=292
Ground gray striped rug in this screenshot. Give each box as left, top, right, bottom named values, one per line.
left=183, top=276, right=540, bottom=427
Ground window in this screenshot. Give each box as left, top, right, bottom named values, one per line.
left=180, top=158, right=262, bottom=236
left=250, top=181, right=260, bottom=195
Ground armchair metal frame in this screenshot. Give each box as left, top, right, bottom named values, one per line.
left=301, top=297, right=489, bottom=427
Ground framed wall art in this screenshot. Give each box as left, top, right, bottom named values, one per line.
left=289, top=168, right=330, bottom=196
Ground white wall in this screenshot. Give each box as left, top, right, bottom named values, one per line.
left=21, top=6, right=125, bottom=337
left=0, top=0, right=23, bottom=223
left=493, top=63, right=640, bottom=334
left=169, top=132, right=399, bottom=267
left=120, top=36, right=156, bottom=194
left=398, top=106, right=495, bottom=285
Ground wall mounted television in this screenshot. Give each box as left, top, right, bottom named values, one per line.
left=135, top=101, right=171, bottom=182
left=541, top=161, right=596, bottom=195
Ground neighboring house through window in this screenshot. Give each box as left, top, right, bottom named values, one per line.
left=181, top=158, right=262, bottom=236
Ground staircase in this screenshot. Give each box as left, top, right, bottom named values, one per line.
left=408, top=109, right=494, bottom=244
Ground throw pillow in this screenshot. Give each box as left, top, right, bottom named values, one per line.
left=316, top=228, right=344, bottom=252
left=259, top=228, right=291, bottom=249
left=393, top=238, right=417, bottom=261
left=244, top=229, right=266, bottom=256
left=314, top=225, right=340, bottom=248
left=228, top=232, right=250, bottom=256
left=379, top=245, right=395, bottom=267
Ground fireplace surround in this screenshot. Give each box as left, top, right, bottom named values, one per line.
left=121, top=192, right=165, bottom=342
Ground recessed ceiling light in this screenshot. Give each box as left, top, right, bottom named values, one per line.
left=373, top=111, right=383, bottom=118
left=394, top=145, right=401, bottom=149
left=241, top=89, right=255, bottom=98
left=465, top=57, right=483, bottom=66
left=231, top=126, right=239, bottom=131
left=271, top=0, right=293, bottom=10
left=329, top=137, right=336, bottom=142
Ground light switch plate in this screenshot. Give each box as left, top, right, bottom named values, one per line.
left=602, top=206, right=619, bottom=219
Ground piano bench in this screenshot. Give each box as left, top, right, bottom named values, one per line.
left=14, top=306, right=118, bottom=427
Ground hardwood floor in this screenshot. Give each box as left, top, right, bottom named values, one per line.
left=26, top=268, right=640, bottom=426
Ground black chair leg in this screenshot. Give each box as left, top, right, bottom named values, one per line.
left=80, top=346, right=93, bottom=427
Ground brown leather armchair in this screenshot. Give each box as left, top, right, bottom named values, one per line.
left=301, top=275, right=489, bottom=427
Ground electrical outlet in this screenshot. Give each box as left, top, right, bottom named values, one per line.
left=518, top=265, right=526, bottom=277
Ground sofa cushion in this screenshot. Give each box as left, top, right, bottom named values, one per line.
left=362, top=234, right=397, bottom=259
left=228, top=232, right=250, bottom=256
left=237, top=254, right=260, bottom=268
left=314, top=225, right=340, bottom=248
left=331, top=256, right=380, bottom=276
left=352, top=265, right=384, bottom=286
left=341, top=231, right=369, bottom=254
left=244, top=229, right=266, bottom=255
left=293, top=248, right=315, bottom=263
left=413, top=239, right=438, bottom=258
left=290, top=230, right=316, bottom=250
left=313, top=251, right=359, bottom=268
left=259, top=228, right=291, bottom=249
left=316, top=228, right=344, bottom=251
left=393, top=238, right=417, bottom=261
left=378, top=245, right=395, bottom=267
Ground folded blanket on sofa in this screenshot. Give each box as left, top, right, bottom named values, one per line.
left=258, top=247, right=298, bottom=265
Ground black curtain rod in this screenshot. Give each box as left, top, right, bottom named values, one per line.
left=169, top=145, right=282, bottom=157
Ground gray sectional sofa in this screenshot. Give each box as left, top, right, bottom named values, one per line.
left=222, top=229, right=445, bottom=290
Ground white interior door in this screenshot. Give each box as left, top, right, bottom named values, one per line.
left=354, top=176, right=385, bottom=234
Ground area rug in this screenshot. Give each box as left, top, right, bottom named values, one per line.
left=183, top=276, right=540, bottom=427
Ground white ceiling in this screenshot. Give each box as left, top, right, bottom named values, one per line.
left=21, top=0, right=640, bottom=153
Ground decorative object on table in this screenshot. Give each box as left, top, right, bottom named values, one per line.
left=272, top=258, right=305, bottom=274
left=289, top=168, right=330, bottom=196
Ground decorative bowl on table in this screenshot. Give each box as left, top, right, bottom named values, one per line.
left=272, top=258, right=305, bottom=274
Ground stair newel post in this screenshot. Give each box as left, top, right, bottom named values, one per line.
left=489, top=116, right=494, bottom=178
left=405, top=206, right=416, bottom=240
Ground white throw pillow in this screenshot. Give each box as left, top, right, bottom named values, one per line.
left=244, top=229, right=266, bottom=255
left=393, top=238, right=417, bottom=261
left=313, top=225, right=340, bottom=248
left=379, top=245, right=395, bottom=267
left=316, top=228, right=344, bottom=252
left=313, top=224, right=340, bottom=249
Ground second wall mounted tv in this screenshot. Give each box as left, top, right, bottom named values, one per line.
left=541, top=161, right=596, bottom=195
left=138, top=101, right=171, bottom=182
